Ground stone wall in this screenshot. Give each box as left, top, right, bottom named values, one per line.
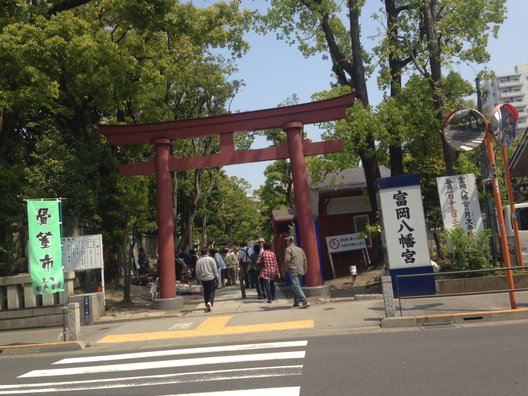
left=0, top=271, right=105, bottom=330
left=436, top=274, right=528, bottom=294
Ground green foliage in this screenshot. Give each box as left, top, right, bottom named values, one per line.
left=306, top=87, right=362, bottom=182
left=255, top=160, right=293, bottom=229
left=195, top=174, right=262, bottom=247
left=0, top=0, right=253, bottom=279
left=440, top=228, right=495, bottom=273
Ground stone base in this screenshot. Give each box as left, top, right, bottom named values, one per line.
left=152, top=297, right=184, bottom=311
left=302, top=285, right=330, bottom=299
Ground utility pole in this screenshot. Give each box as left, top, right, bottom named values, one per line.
left=476, top=77, right=500, bottom=261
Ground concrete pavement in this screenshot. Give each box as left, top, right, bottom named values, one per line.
left=2, top=283, right=528, bottom=355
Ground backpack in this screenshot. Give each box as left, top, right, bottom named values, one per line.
left=240, top=247, right=250, bottom=263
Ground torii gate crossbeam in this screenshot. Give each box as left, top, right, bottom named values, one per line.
left=99, top=93, right=355, bottom=304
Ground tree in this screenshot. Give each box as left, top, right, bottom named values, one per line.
left=0, top=0, right=254, bottom=303
left=196, top=174, right=263, bottom=247
left=255, top=160, right=294, bottom=236
left=260, top=0, right=382, bottom=214
left=401, top=0, right=506, bottom=174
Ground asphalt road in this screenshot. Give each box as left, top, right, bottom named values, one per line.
left=2, top=321, right=528, bottom=395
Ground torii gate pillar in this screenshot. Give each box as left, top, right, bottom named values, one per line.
left=153, top=138, right=177, bottom=302
left=285, top=122, right=322, bottom=287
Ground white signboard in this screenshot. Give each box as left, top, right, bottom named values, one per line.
left=62, top=234, right=104, bottom=270
left=325, top=233, right=370, bottom=279
left=437, top=173, right=483, bottom=234
left=378, top=175, right=431, bottom=270
left=326, top=233, right=366, bottom=253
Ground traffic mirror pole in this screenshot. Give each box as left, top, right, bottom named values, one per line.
left=501, top=146, right=524, bottom=268
left=485, top=131, right=517, bottom=309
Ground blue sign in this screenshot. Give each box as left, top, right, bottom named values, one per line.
left=83, top=296, right=90, bottom=325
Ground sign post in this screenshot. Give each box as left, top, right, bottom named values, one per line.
left=325, top=233, right=370, bottom=279
left=436, top=173, right=484, bottom=234
left=26, top=199, right=64, bottom=295
left=377, top=174, right=435, bottom=296
left=62, top=234, right=105, bottom=305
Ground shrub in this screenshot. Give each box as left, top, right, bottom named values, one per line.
left=440, top=227, right=495, bottom=274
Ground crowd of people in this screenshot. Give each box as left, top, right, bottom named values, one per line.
left=140, top=235, right=311, bottom=312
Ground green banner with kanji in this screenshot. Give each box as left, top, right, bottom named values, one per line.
left=27, top=200, right=64, bottom=295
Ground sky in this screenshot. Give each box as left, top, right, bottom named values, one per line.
left=209, top=0, right=528, bottom=192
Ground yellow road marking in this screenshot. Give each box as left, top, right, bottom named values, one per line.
left=97, top=316, right=314, bottom=344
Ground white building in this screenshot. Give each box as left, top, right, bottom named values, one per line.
left=482, top=64, right=528, bottom=131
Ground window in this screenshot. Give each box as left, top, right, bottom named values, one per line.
left=354, top=214, right=372, bottom=247
left=517, top=207, right=528, bottom=231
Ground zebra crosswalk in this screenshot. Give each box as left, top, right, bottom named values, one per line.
left=0, top=340, right=307, bottom=395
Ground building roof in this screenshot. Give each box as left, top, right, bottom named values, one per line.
left=272, top=209, right=295, bottom=223
left=310, top=165, right=391, bottom=192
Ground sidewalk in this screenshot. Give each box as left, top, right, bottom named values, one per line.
left=0, top=284, right=384, bottom=354
left=2, top=282, right=528, bottom=355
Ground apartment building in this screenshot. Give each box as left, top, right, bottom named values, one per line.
left=482, top=64, right=528, bottom=131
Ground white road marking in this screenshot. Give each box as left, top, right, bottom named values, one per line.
left=0, top=366, right=302, bottom=394
left=164, top=387, right=300, bottom=396
left=54, top=340, right=308, bottom=364
left=19, top=351, right=306, bottom=378
left=168, top=322, right=194, bottom=330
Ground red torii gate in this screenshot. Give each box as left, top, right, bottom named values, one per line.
left=99, top=93, right=355, bottom=304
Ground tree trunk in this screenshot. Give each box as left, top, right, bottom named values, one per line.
left=200, top=174, right=216, bottom=247
left=348, top=0, right=381, bottom=215
left=122, top=227, right=134, bottom=303
left=421, top=0, right=457, bottom=175
left=172, top=167, right=179, bottom=251
left=384, top=0, right=407, bottom=176
left=348, top=0, right=369, bottom=106
left=181, top=169, right=203, bottom=250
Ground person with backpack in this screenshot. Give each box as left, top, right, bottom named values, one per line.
left=249, top=244, right=265, bottom=298
left=237, top=243, right=253, bottom=289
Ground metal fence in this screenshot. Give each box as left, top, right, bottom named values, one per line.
left=395, top=266, right=528, bottom=316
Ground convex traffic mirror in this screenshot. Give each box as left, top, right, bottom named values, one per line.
left=491, top=103, right=519, bottom=147
left=442, top=108, right=487, bottom=152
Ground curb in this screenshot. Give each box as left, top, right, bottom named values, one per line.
left=317, top=294, right=383, bottom=304
left=0, top=341, right=84, bottom=355
left=94, top=311, right=184, bottom=325
left=380, top=308, right=528, bottom=328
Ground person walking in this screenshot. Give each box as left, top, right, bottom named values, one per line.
left=224, top=246, right=239, bottom=286
left=195, top=246, right=220, bottom=312
left=257, top=238, right=265, bottom=258
left=257, top=242, right=280, bottom=303
left=138, top=247, right=149, bottom=275
left=249, top=244, right=265, bottom=299
left=212, top=248, right=226, bottom=288
left=283, top=236, right=310, bottom=309
left=237, top=243, right=253, bottom=288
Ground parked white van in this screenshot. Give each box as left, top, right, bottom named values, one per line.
left=504, top=202, right=528, bottom=265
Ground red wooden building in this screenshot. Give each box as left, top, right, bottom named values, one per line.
left=273, top=166, right=390, bottom=280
